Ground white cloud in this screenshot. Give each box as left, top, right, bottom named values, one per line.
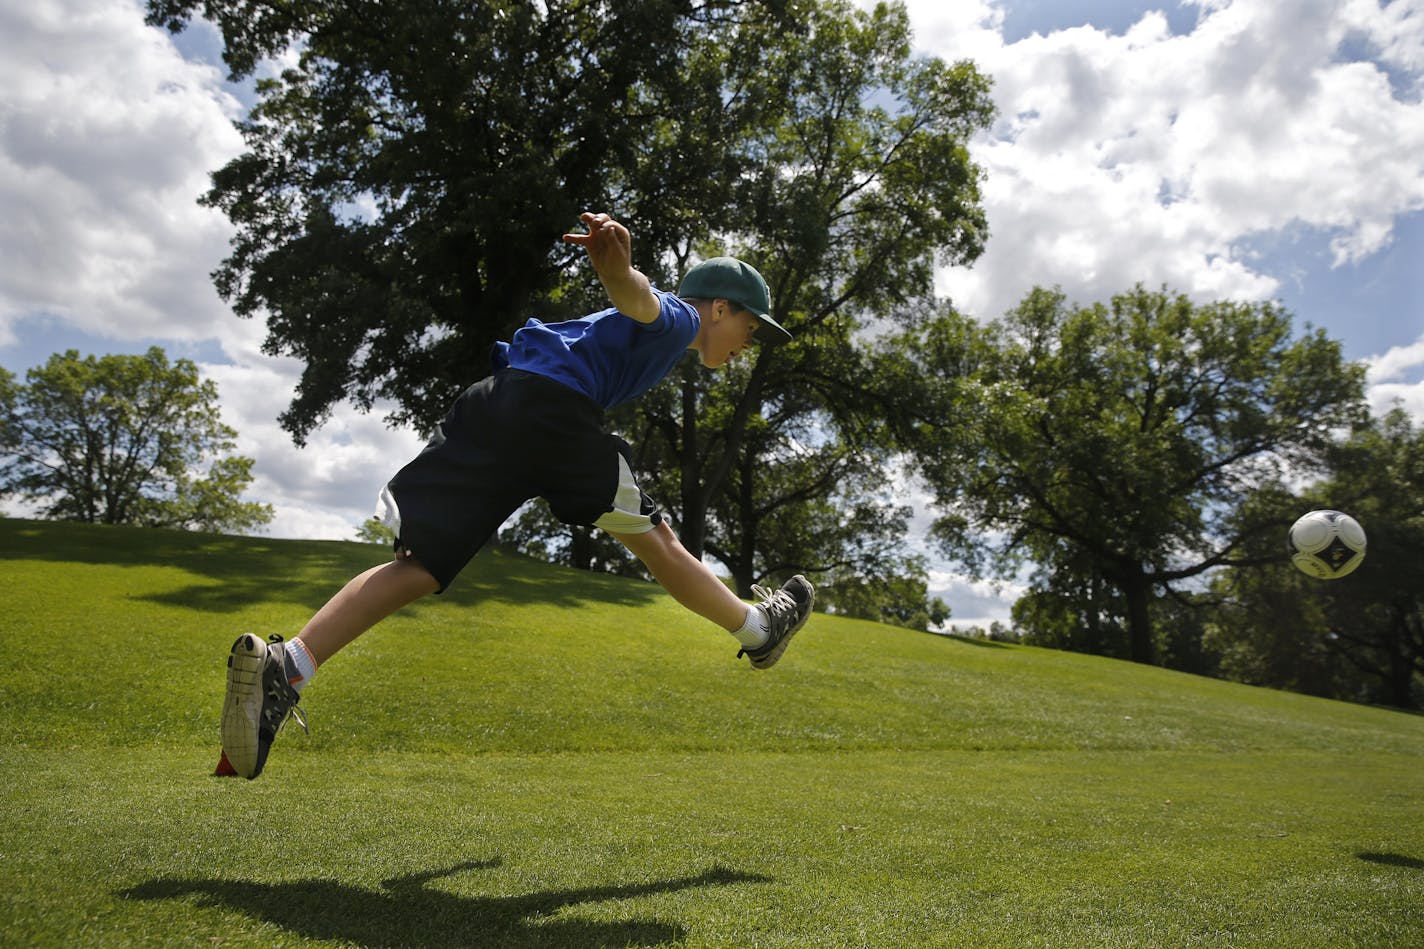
left=877, top=0, right=1424, bottom=616
left=1344, top=0, right=1424, bottom=90
left=882, top=0, right=1424, bottom=322
left=0, top=1, right=431, bottom=541
left=1366, top=335, right=1424, bottom=383
left=927, top=569, right=1024, bottom=629
left=1367, top=381, right=1424, bottom=420
left=200, top=358, right=428, bottom=539
left=1364, top=334, right=1424, bottom=420
left=0, top=0, right=243, bottom=344
left=886, top=0, right=1005, bottom=63
left=887, top=465, right=1022, bottom=628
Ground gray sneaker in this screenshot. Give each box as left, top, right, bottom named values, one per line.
left=738, top=575, right=815, bottom=670
left=221, top=634, right=307, bottom=780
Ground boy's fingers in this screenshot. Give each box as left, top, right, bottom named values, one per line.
left=563, top=212, right=625, bottom=250
left=577, top=212, right=620, bottom=233
left=563, top=212, right=607, bottom=244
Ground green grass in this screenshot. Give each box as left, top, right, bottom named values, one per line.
left=1, top=517, right=1421, bottom=947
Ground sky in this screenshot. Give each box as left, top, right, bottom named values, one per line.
left=2, top=0, right=1422, bottom=627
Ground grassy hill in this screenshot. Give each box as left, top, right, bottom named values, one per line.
left=1, top=517, right=1421, bottom=947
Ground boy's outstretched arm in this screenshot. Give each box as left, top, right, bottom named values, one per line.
left=562, top=212, right=661, bottom=324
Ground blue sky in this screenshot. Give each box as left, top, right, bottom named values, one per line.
left=2, top=0, right=1422, bottom=626
left=1003, top=0, right=1201, bottom=41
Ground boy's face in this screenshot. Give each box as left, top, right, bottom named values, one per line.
left=696, top=300, right=761, bottom=368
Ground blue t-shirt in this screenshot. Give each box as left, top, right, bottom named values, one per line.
left=491, top=289, right=700, bottom=409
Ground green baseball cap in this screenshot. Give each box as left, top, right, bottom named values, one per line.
left=677, top=257, right=792, bottom=343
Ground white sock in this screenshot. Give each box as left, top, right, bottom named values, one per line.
left=732, top=605, right=769, bottom=649
left=282, top=638, right=318, bottom=694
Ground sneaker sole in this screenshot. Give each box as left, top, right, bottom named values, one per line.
left=748, top=624, right=802, bottom=669
left=220, top=634, right=268, bottom=779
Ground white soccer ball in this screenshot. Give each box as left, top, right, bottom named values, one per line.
left=1288, top=510, right=1366, bottom=580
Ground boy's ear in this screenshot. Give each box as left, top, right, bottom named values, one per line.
left=713, top=298, right=745, bottom=321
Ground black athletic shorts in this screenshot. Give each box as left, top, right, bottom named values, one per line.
left=376, top=368, right=663, bottom=591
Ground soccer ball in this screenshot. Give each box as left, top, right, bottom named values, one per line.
left=1287, top=510, right=1366, bottom=580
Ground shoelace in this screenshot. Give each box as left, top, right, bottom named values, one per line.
left=286, top=702, right=310, bottom=735
left=261, top=678, right=309, bottom=735
left=260, top=636, right=309, bottom=736
left=737, top=585, right=798, bottom=661
left=750, top=584, right=800, bottom=628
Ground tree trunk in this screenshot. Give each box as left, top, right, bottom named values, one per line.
left=677, top=370, right=706, bottom=560
left=568, top=526, right=597, bottom=572
left=1384, top=609, right=1419, bottom=709
left=732, top=452, right=759, bottom=598
left=1124, top=570, right=1155, bottom=664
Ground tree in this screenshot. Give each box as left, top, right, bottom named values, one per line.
left=616, top=0, right=993, bottom=595
left=355, top=516, right=396, bottom=546
left=820, top=559, right=951, bottom=631
left=0, top=367, right=16, bottom=448
left=910, top=286, right=1367, bottom=664
left=1010, top=562, right=1127, bottom=658
left=156, top=0, right=994, bottom=606
left=1320, top=409, right=1424, bottom=705
left=146, top=0, right=805, bottom=442
left=1207, top=409, right=1424, bottom=707
left=0, top=349, right=273, bottom=533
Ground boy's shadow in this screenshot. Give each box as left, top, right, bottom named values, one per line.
left=120, top=860, right=769, bottom=948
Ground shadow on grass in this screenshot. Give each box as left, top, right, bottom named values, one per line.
left=1358, top=851, right=1424, bottom=870
left=0, top=518, right=662, bottom=615
left=120, top=859, right=769, bottom=948
left=937, top=633, right=1011, bottom=649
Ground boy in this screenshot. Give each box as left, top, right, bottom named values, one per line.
left=220, top=212, right=815, bottom=779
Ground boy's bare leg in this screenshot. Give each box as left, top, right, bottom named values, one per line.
left=220, top=555, right=437, bottom=779
left=609, top=521, right=747, bottom=630
left=296, top=554, right=441, bottom=664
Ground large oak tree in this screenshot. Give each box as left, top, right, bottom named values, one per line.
left=150, top=0, right=996, bottom=607
left=147, top=0, right=792, bottom=440
left=907, top=286, right=1366, bottom=664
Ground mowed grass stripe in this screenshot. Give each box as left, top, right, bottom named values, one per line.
left=1, top=517, right=1421, bottom=946
left=3, top=746, right=1419, bottom=947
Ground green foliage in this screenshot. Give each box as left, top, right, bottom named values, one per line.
left=0, top=349, right=272, bottom=533
left=1319, top=409, right=1424, bottom=705
left=354, top=515, right=396, bottom=545
left=149, top=0, right=994, bottom=616
left=0, top=366, right=16, bottom=443
left=1207, top=409, right=1424, bottom=708
left=623, top=0, right=993, bottom=598
left=910, top=286, right=1367, bottom=665
left=819, top=561, right=950, bottom=631
left=145, top=0, right=810, bottom=442
left=1011, top=569, right=1128, bottom=657
left=2, top=518, right=1423, bottom=946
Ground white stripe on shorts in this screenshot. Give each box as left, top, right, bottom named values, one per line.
left=593, top=454, right=658, bottom=535
left=375, top=484, right=402, bottom=536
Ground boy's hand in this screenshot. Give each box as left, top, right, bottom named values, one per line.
left=563, top=212, right=659, bottom=324
left=562, top=212, right=632, bottom=273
